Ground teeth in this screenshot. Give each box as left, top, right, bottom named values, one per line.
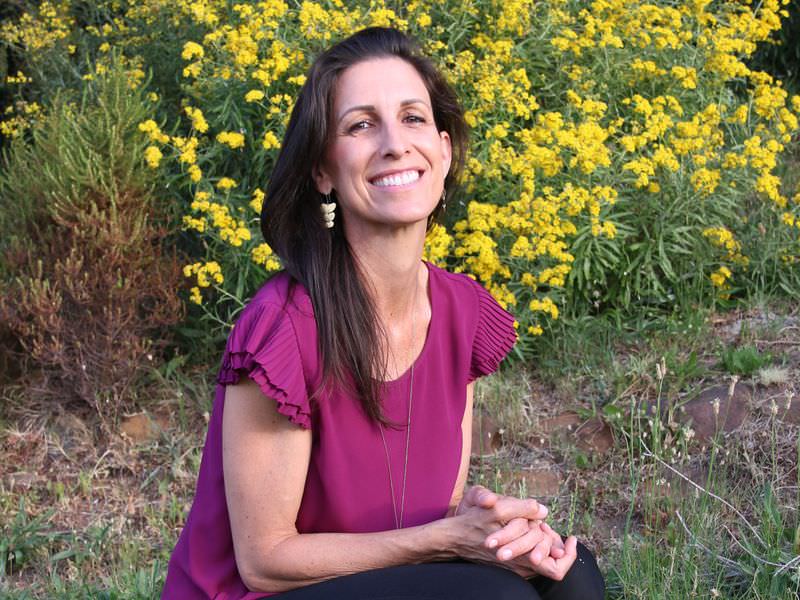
left=372, top=170, right=420, bottom=187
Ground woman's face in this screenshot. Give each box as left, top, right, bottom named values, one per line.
left=314, top=57, right=452, bottom=233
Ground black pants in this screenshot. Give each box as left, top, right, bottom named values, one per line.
left=273, top=541, right=604, bottom=599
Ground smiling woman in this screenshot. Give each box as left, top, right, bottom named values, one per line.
left=162, top=27, right=604, bottom=600
left=314, top=57, right=452, bottom=233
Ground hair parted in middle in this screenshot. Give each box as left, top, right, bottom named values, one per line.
left=261, top=26, right=469, bottom=423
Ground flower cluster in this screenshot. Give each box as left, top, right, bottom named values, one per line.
left=183, top=261, right=224, bottom=304
left=4, top=0, right=799, bottom=338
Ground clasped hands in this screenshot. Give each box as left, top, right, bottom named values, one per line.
left=452, top=485, right=577, bottom=581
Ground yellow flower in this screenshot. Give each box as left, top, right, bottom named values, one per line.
left=250, top=188, right=265, bottom=213
left=245, top=90, right=265, bottom=103
left=184, top=107, right=209, bottom=133
left=181, top=41, right=204, bottom=60
left=144, top=145, right=163, bottom=168
left=189, top=286, right=203, bottom=305
left=138, top=119, right=169, bottom=143
left=709, top=266, right=732, bottom=288
left=252, top=243, right=281, bottom=271
left=217, top=177, right=237, bottom=191
left=188, top=164, right=202, bottom=183
left=262, top=130, right=281, bottom=150
left=217, top=131, right=246, bottom=149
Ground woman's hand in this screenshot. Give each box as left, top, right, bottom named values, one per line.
left=452, top=486, right=578, bottom=580
left=501, top=522, right=578, bottom=581
left=455, top=485, right=549, bottom=559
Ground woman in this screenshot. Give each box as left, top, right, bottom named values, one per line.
left=163, top=27, right=605, bottom=599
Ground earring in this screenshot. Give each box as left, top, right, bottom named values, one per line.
left=441, top=186, right=447, bottom=213
left=320, top=193, right=336, bottom=229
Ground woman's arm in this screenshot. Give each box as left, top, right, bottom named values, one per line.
left=223, top=378, right=553, bottom=593
left=445, top=381, right=475, bottom=517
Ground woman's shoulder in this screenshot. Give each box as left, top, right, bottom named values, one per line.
left=247, top=270, right=314, bottom=318
left=427, top=262, right=487, bottom=312
left=223, top=271, right=318, bottom=371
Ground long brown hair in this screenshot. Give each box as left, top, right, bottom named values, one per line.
left=261, top=27, right=468, bottom=423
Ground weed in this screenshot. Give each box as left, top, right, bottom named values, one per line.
left=719, top=345, right=773, bottom=377
left=0, top=500, right=56, bottom=579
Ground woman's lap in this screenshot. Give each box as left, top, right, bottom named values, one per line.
left=271, top=541, right=604, bottom=600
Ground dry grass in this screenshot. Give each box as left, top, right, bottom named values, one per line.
left=1, top=306, right=798, bottom=597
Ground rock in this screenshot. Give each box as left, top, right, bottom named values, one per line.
left=120, top=412, right=163, bottom=443
left=539, top=412, right=582, bottom=434
left=471, top=411, right=503, bottom=456
left=7, top=471, right=41, bottom=489
left=769, top=394, right=800, bottom=425
left=575, top=418, right=615, bottom=455
left=534, top=412, right=614, bottom=455
left=510, top=469, right=562, bottom=498
left=679, top=384, right=750, bottom=443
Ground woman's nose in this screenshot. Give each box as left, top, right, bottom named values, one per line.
left=379, top=120, right=409, bottom=158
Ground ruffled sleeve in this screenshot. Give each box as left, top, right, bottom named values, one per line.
left=468, top=282, right=518, bottom=383
left=217, top=301, right=311, bottom=429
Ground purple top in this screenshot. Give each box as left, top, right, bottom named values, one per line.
left=162, top=262, right=517, bottom=599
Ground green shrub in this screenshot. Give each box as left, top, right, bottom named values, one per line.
left=0, top=56, right=184, bottom=426
left=719, top=345, right=773, bottom=376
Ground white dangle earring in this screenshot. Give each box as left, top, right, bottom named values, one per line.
left=320, top=193, right=336, bottom=229
left=441, top=185, right=447, bottom=212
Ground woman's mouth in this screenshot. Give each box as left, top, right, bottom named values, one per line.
left=369, top=169, right=422, bottom=188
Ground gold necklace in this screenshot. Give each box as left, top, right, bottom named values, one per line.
left=378, top=264, right=418, bottom=530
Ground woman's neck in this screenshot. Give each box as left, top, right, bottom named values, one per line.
left=344, top=221, right=427, bottom=322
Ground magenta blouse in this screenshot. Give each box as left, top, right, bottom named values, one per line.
left=162, top=262, right=517, bottom=599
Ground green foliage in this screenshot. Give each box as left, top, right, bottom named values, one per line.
left=1, top=500, right=55, bottom=579
left=719, top=345, right=773, bottom=377
left=3, top=1, right=799, bottom=358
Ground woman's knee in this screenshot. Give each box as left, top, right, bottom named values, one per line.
left=429, top=562, right=540, bottom=600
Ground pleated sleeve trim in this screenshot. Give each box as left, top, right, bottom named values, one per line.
left=468, top=282, right=518, bottom=383
left=217, top=301, right=311, bottom=429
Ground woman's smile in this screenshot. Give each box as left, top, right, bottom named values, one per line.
left=369, top=168, right=424, bottom=189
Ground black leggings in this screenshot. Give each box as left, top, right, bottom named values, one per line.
left=273, top=541, right=604, bottom=599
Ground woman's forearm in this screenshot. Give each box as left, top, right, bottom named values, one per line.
left=241, top=517, right=458, bottom=593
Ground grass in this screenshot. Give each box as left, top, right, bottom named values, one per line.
left=1, top=302, right=799, bottom=598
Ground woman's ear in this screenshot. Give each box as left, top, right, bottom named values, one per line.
left=313, top=163, right=334, bottom=195
left=439, top=130, right=452, bottom=178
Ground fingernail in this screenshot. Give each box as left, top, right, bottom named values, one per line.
left=488, top=539, right=498, bottom=548
left=501, top=549, right=512, bottom=560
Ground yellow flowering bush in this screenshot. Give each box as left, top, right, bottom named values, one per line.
left=3, top=0, right=799, bottom=346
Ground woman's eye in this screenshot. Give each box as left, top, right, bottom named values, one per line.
left=348, top=120, right=371, bottom=133
left=405, top=114, right=425, bottom=124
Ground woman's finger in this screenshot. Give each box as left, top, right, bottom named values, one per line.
left=463, top=485, right=498, bottom=510
left=539, top=522, right=565, bottom=557
left=527, top=529, right=552, bottom=566
left=485, top=517, right=530, bottom=551
left=494, top=522, right=547, bottom=561
left=492, top=496, right=548, bottom=523
left=547, top=535, right=578, bottom=580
